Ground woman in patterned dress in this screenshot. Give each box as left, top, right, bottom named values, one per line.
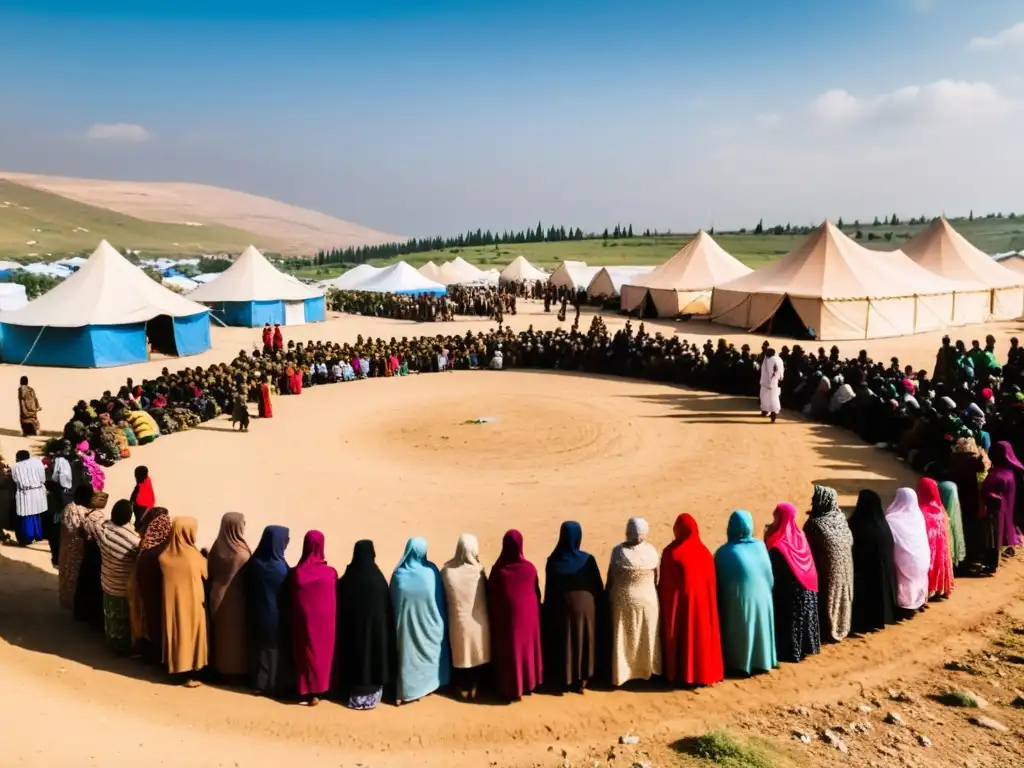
left=804, top=485, right=854, bottom=642
left=764, top=502, right=821, bottom=663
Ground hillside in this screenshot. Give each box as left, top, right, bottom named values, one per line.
left=0, top=180, right=271, bottom=259
left=291, top=215, right=1024, bottom=279
left=0, top=172, right=400, bottom=256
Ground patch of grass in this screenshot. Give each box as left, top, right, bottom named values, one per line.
left=934, top=690, right=982, bottom=708
left=672, top=730, right=775, bottom=768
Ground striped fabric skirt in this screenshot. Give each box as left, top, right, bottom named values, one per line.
left=103, top=593, right=132, bottom=655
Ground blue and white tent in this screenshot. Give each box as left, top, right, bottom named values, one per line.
left=187, top=245, right=325, bottom=326
left=345, top=261, right=446, bottom=296
left=0, top=240, right=211, bottom=367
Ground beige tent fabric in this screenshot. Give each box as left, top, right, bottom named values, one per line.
left=997, top=253, right=1024, bottom=274
left=586, top=266, right=654, bottom=299
left=0, top=240, right=209, bottom=327
left=321, top=263, right=382, bottom=290
left=499, top=255, right=547, bottom=283
left=437, top=257, right=488, bottom=285
left=189, top=246, right=320, bottom=303
left=548, top=261, right=601, bottom=290
left=710, top=221, right=965, bottom=340
left=440, top=534, right=492, bottom=669
left=607, top=519, right=661, bottom=686
left=418, top=261, right=443, bottom=281
left=900, top=217, right=1024, bottom=321
left=620, top=230, right=753, bottom=316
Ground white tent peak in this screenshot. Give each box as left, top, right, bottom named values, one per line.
left=499, top=255, right=547, bottom=283
left=188, top=245, right=321, bottom=302
left=633, top=230, right=751, bottom=290
left=437, top=257, right=489, bottom=285
left=418, top=261, right=443, bottom=281
left=347, top=261, right=446, bottom=294
left=0, top=239, right=209, bottom=327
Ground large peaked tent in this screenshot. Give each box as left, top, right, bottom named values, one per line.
left=322, top=264, right=383, bottom=291
left=548, top=261, right=601, bottom=291
left=900, top=217, right=1024, bottom=322
left=0, top=240, right=211, bottom=367
left=499, top=255, right=547, bottom=284
left=710, top=221, right=962, bottom=340
left=437, top=257, right=491, bottom=285
left=995, top=252, right=1024, bottom=274
left=418, top=261, right=443, bottom=281
left=188, top=245, right=325, bottom=326
left=620, top=230, right=752, bottom=316
left=347, top=262, right=447, bottom=295
left=587, top=266, right=655, bottom=299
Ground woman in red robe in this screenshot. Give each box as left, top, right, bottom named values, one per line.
left=257, top=377, right=273, bottom=418
left=658, top=513, right=724, bottom=687
left=129, top=466, right=156, bottom=529
left=290, top=367, right=303, bottom=394
left=272, top=324, right=283, bottom=351
left=488, top=530, right=543, bottom=700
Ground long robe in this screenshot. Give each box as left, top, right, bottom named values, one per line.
left=543, top=522, right=603, bottom=689
left=207, top=512, right=251, bottom=676
left=884, top=488, right=930, bottom=610
left=441, top=534, right=491, bottom=670
left=658, top=513, right=723, bottom=687
left=291, top=530, right=337, bottom=697
left=982, top=441, right=1024, bottom=552
left=938, top=481, right=967, bottom=568
left=804, top=485, right=853, bottom=642
left=759, top=354, right=784, bottom=414
left=848, top=490, right=899, bottom=633
left=245, top=526, right=293, bottom=694
left=57, top=503, right=104, bottom=611
left=336, top=540, right=394, bottom=695
left=391, top=537, right=450, bottom=702
left=257, top=383, right=273, bottom=418
left=488, top=530, right=543, bottom=700
left=128, top=509, right=172, bottom=647
left=714, top=510, right=777, bottom=675
left=158, top=517, right=209, bottom=674
left=764, top=503, right=820, bottom=663
left=917, top=478, right=954, bottom=598
left=607, top=518, right=662, bottom=686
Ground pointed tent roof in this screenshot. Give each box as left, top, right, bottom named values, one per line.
left=715, top=221, right=961, bottom=299
left=549, top=261, right=601, bottom=289
left=437, top=256, right=488, bottom=285
left=321, top=263, right=383, bottom=290
left=499, top=255, right=547, bottom=283
left=0, top=240, right=209, bottom=327
left=627, top=230, right=753, bottom=291
left=188, top=245, right=321, bottom=303
left=418, top=261, right=443, bottom=281
left=348, top=261, right=446, bottom=294
left=588, top=266, right=656, bottom=296
left=900, top=217, right=1024, bottom=289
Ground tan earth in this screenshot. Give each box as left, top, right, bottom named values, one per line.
left=1, top=303, right=1023, bottom=767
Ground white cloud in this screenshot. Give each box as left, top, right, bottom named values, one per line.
left=810, top=80, right=1015, bottom=128
left=968, top=21, right=1024, bottom=51
left=755, top=112, right=783, bottom=128
left=86, top=123, right=151, bottom=142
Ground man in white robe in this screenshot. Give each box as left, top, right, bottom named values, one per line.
left=759, top=348, right=784, bottom=423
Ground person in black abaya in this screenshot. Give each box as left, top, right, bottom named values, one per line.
left=73, top=521, right=104, bottom=630
left=245, top=525, right=294, bottom=696
left=848, top=490, right=899, bottom=634
left=335, top=539, right=394, bottom=710
left=542, top=521, right=605, bottom=694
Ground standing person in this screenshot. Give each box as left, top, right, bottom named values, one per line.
left=207, top=512, right=252, bottom=681
left=11, top=449, right=47, bottom=546
left=257, top=375, right=273, bottom=418
left=488, top=530, right=543, bottom=701
left=981, top=441, right=1024, bottom=568
left=245, top=525, right=293, bottom=696
left=764, top=502, right=820, bottom=663
left=129, top=507, right=172, bottom=662
left=917, top=478, right=955, bottom=599
left=158, top=517, right=209, bottom=685
left=803, top=485, right=854, bottom=642
left=262, top=323, right=273, bottom=352
left=291, top=530, right=337, bottom=705
left=607, top=518, right=662, bottom=686
left=391, top=537, right=450, bottom=705
left=938, top=481, right=967, bottom=572
left=129, top=466, right=155, bottom=527
left=45, top=446, right=74, bottom=566
left=848, top=490, right=899, bottom=634
left=884, top=488, right=930, bottom=614
left=658, top=513, right=723, bottom=687
left=272, top=324, right=283, bottom=351
left=17, top=376, right=41, bottom=436
left=759, top=348, right=784, bottom=423
left=336, top=540, right=394, bottom=710
left=94, top=499, right=141, bottom=654
left=57, top=485, right=104, bottom=611
left=440, top=534, right=491, bottom=700
left=542, top=521, right=604, bottom=695
left=714, top=510, right=777, bottom=676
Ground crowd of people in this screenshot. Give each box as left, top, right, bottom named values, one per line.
left=2, top=313, right=1022, bottom=709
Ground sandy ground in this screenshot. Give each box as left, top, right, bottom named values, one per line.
left=1, top=303, right=1023, bottom=767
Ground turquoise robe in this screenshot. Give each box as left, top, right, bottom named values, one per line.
left=714, top=510, right=778, bottom=675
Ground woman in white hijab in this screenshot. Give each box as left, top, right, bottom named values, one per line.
left=607, top=518, right=662, bottom=686
left=883, top=488, right=930, bottom=613
left=440, top=534, right=491, bottom=700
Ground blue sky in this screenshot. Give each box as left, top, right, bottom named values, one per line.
left=1, top=0, right=1022, bottom=239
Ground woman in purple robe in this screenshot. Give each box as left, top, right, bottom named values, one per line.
left=487, top=530, right=543, bottom=701
left=291, top=530, right=337, bottom=704
left=980, top=441, right=1024, bottom=573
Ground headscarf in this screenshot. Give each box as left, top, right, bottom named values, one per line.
left=764, top=502, right=818, bottom=592
left=883, top=488, right=930, bottom=610
left=546, top=521, right=589, bottom=576
left=610, top=517, right=659, bottom=571
left=208, top=512, right=251, bottom=608
left=493, top=529, right=529, bottom=572
left=157, top=517, right=209, bottom=674
left=207, top=512, right=252, bottom=675
left=917, top=477, right=955, bottom=596
left=847, top=489, right=899, bottom=633
left=246, top=525, right=290, bottom=646
left=937, top=481, right=967, bottom=566
left=291, top=530, right=337, bottom=697
left=963, top=402, right=986, bottom=430
left=488, top=529, right=542, bottom=699
left=441, top=534, right=491, bottom=669
left=336, top=540, right=394, bottom=689
left=991, top=440, right=1024, bottom=471
left=805, top=484, right=854, bottom=641
left=138, top=507, right=172, bottom=551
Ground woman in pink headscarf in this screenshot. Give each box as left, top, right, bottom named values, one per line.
left=981, top=441, right=1024, bottom=573
left=488, top=530, right=542, bottom=701
left=764, top=502, right=820, bottom=663
left=917, top=478, right=954, bottom=599
left=291, top=530, right=337, bottom=705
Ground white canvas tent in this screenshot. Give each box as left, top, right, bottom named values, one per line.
left=418, top=261, right=443, bottom=281
left=548, top=261, right=601, bottom=291
left=347, top=262, right=446, bottom=295
left=188, top=246, right=320, bottom=303
left=900, top=217, right=1024, bottom=322
left=995, top=252, right=1024, bottom=274
left=620, top=230, right=753, bottom=316
left=0, top=283, right=28, bottom=312
left=322, top=264, right=383, bottom=290
left=436, top=257, right=491, bottom=285
left=710, top=221, right=962, bottom=340
left=587, top=266, right=655, bottom=299
left=499, top=255, right=547, bottom=284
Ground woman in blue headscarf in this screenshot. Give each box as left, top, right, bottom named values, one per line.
left=714, top=510, right=777, bottom=675
left=245, top=525, right=293, bottom=696
left=390, top=537, right=450, bottom=704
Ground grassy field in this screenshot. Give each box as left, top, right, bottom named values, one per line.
left=290, top=215, right=1024, bottom=280
left=0, top=180, right=268, bottom=259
